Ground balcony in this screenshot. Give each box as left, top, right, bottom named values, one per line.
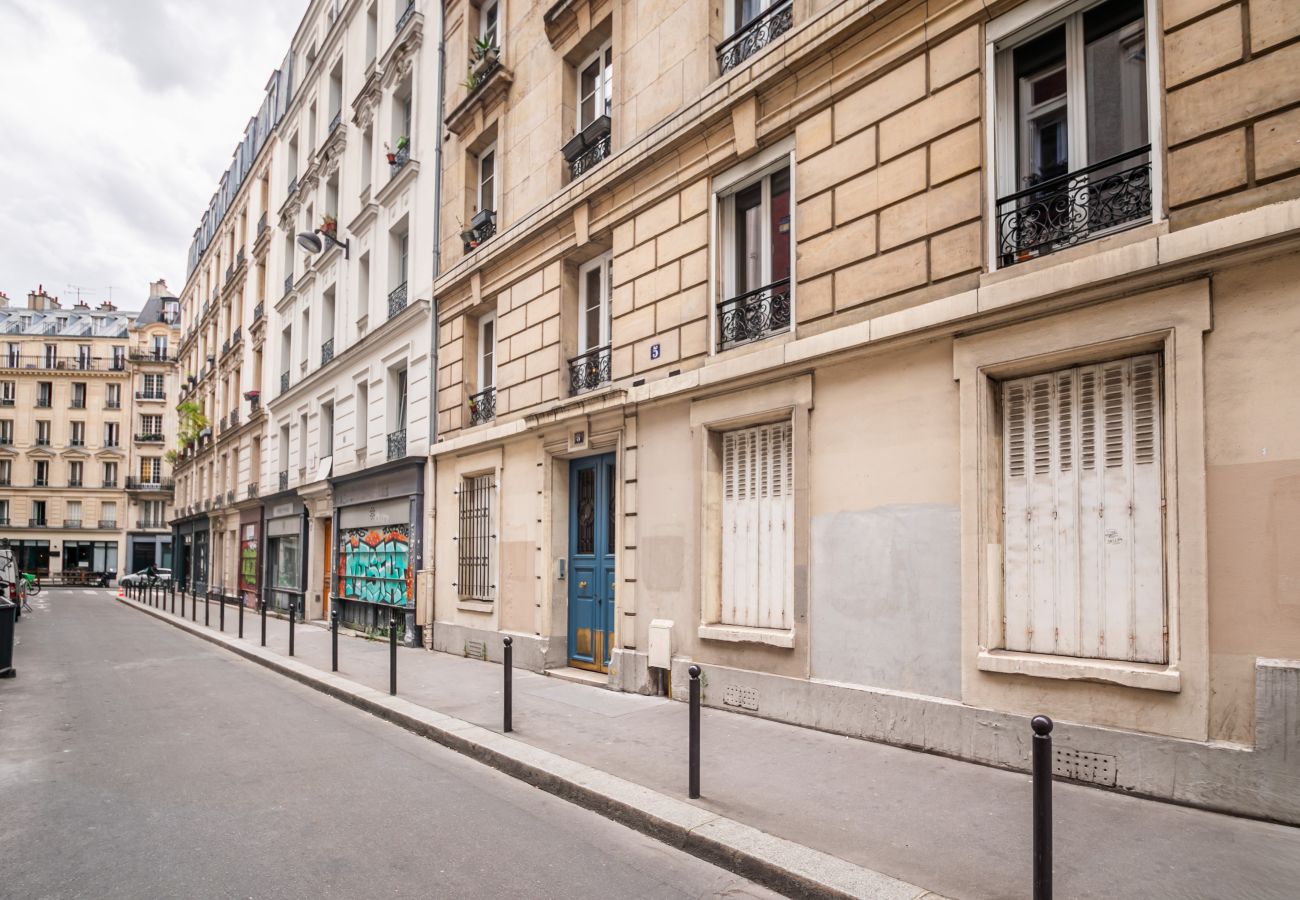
left=138, top=519, right=167, bottom=530
left=35, top=399, right=51, bottom=408
left=468, top=387, right=496, bottom=426
left=278, top=470, right=289, bottom=492
left=221, top=338, right=230, bottom=357
left=389, top=144, right=412, bottom=174
left=328, top=109, right=342, bottom=134
left=69, top=439, right=84, bottom=449
left=125, top=476, right=175, bottom=493
left=562, top=115, right=612, bottom=180
left=568, top=344, right=611, bottom=395
left=97, top=519, right=117, bottom=530
left=231, top=326, right=242, bottom=347
left=0, top=398, right=12, bottom=407
left=28, top=518, right=47, bottom=528
left=996, top=145, right=1153, bottom=267
left=106, top=399, right=121, bottom=410
left=284, top=274, right=294, bottom=296
left=128, top=349, right=175, bottom=363
left=70, top=400, right=86, bottom=409
left=717, top=0, right=793, bottom=74
left=256, top=212, right=268, bottom=239
left=63, top=519, right=82, bottom=529
left=387, top=428, right=406, bottom=461
left=287, top=176, right=299, bottom=199
left=226, top=489, right=235, bottom=505
left=35, top=437, right=50, bottom=447
left=252, top=302, right=264, bottom=324
left=68, top=479, right=83, bottom=487
left=387, top=282, right=408, bottom=319
left=236, top=247, right=246, bottom=267
left=102, top=479, right=117, bottom=488
left=225, top=263, right=234, bottom=283
left=0, top=518, right=9, bottom=526
left=135, top=390, right=166, bottom=402
left=395, top=0, right=415, bottom=32
left=230, top=408, right=241, bottom=427
left=247, top=483, right=259, bottom=499
left=716, top=278, right=791, bottom=351
left=134, top=432, right=164, bottom=444
left=461, top=209, right=497, bottom=254
left=280, top=371, right=290, bottom=394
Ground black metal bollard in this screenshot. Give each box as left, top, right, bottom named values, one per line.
left=330, top=609, right=339, bottom=672
left=260, top=595, right=267, bottom=647
left=204, top=589, right=210, bottom=626
left=503, top=636, right=513, bottom=733
left=1032, top=715, right=1054, bottom=900
left=388, top=612, right=397, bottom=696
left=219, top=592, right=226, bottom=632
left=170, top=583, right=175, bottom=614
left=688, top=664, right=701, bottom=799
left=238, top=595, right=245, bottom=638
left=288, top=598, right=296, bottom=657
left=171, top=579, right=176, bottom=613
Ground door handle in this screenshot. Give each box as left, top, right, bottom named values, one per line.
left=578, top=580, right=587, bottom=589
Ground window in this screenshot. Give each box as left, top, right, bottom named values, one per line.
left=152, top=335, right=168, bottom=359
left=719, top=421, right=794, bottom=630
left=476, top=146, right=496, bottom=214
left=62, top=541, right=118, bottom=575
left=477, top=314, right=496, bottom=392
left=392, top=369, right=408, bottom=432
left=34, top=461, right=49, bottom=488
left=143, top=373, right=164, bottom=398
left=366, top=2, right=378, bottom=63
left=717, top=157, right=792, bottom=349
left=70, top=421, right=85, bottom=447
left=68, top=461, right=83, bottom=487
left=719, top=0, right=794, bottom=73
left=31, top=499, right=47, bottom=525
left=143, top=500, right=166, bottom=528
left=320, top=401, right=335, bottom=457
left=100, top=502, right=117, bottom=528
left=71, top=382, right=86, bottom=408
left=992, top=0, right=1152, bottom=266
left=0, top=381, right=12, bottom=405
left=571, top=256, right=612, bottom=394
left=103, top=461, right=117, bottom=488
left=106, top=383, right=121, bottom=408
left=140, top=414, right=162, bottom=437
left=5, top=343, right=17, bottom=366
left=36, top=382, right=52, bottom=407
left=577, top=45, right=612, bottom=130
left=36, top=420, right=50, bottom=446
left=457, top=473, right=493, bottom=600
left=111, top=346, right=125, bottom=370
left=0, top=421, right=11, bottom=445
left=104, top=422, right=119, bottom=448
left=140, top=457, right=162, bottom=483
left=77, top=344, right=91, bottom=369
left=0, top=460, right=10, bottom=486
left=65, top=500, right=81, bottom=525
left=479, top=0, right=498, bottom=46
left=279, top=424, right=291, bottom=472
left=1000, top=354, right=1165, bottom=663
left=355, top=381, right=370, bottom=454
left=43, top=344, right=57, bottom=367
left=0, top=500, right=9, bottom=525
left=298, top=412, right=308, bottom=470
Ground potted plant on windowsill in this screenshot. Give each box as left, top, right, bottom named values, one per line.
left=384, top=141, right=396, bottom=164
left=471, top=36, right=499, bottom=75
left=320, top=214, right=337, bottom=237
left=243, top=389, right=260, bottom=402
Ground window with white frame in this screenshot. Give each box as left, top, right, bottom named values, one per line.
left=68, top=461, right=83, bottom=487
left=477, top=146, right=496, bottom=214
left=102, top=461, right=117, bottom=487
left=479, top=0, right=499, bottom=46
left=991, top=0, right=1153, bottom=266
left=457, top=473, right=493, bottom=600
left=65, top=500, right=81, bottom=524
left=103, top=422, right=119, bottom=448
left=720, top=421, right=794, bottom=629
left=469, top=313, right=496, bottom=425
left=578, top=44, right=612, bottom=130
left=570, top=256, right=611, bottom=394
left=716, top=156, right=792, bottom=351
left=1000, top=354, right=1165, bottom=663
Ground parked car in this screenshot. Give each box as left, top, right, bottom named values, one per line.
left=119, top=567, right=172, bottom=587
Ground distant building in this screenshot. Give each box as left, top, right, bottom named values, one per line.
left=0, top=281, right=179, bottom=581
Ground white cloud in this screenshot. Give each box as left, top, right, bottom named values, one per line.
left=0, top=0, right=301, bottom=307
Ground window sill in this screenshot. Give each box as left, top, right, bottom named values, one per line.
left=457, top=599, right=494, bottom=613
left=977, top=649, right=1180, bottom=692
left=698, top=623, right=794, bottom=648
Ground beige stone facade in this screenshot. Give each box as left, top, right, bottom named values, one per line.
left=429, top=0, right=1300, bottom=821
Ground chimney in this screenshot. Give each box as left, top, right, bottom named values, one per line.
left=150, top=278, right=171, bottom=298
left=0, top=291, right=8, bottom=308
left=28, top=285, right=60, bottom=310
left=98, top=300, right=117, bottom=311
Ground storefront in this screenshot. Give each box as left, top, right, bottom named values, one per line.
left=331, top=460, right=424, bottom=639
left=62, top=540, right=120, bottom=583
left=174, top=516, right=210, bottom=594
left=9, top=539, right=50, bottom=577
left=238, top=506, right=262, bottom=608
left=127, top=534, right=172, bottom=574
left=265, top=497, right=307, bottom=615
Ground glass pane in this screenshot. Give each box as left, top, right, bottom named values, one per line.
left=481, top=320, right=494, bottom=387
left=734, top=183, right=763, bottom=295
left=582, top=266, right=602, bottom=350
left=606, top=463, right=615, bottom=554
left=736, top=0, right=762, bottom=28
left=769, top=167, right=791, bottom=284
left=576, top=468, right=595, bottom=554
left=1085, top=8, right=1148, bottom=164
left=1014, top=26, right=1068, bottom=188
left=580, top=60, right=599, bottom=125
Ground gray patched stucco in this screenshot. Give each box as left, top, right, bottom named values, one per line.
left=810, top=504, right=961, bottom=700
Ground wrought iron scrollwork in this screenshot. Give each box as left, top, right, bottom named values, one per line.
left=468, top=387, right=496, bottom=426
left=997, top=146, right=1152, bottom=266
left=717, top=1, right=794, bottom=74
left=387, top=428, right=407, bottom=461
left=568, top=344, right=611, bottom=395
left=568, top=133, right=611, bottom=179
left=716, top=278, right=791, bottom=350
left=387, top=281, right=408, bottom=318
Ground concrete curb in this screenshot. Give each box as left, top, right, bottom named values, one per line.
left=117, top=595, right=947, bottom=900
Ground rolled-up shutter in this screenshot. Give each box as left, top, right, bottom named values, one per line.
left=721, top=421, right=793, bottom=629
left=1002, top=354, right=1165, bottom=663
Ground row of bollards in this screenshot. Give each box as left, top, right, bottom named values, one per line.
left=124, top=584, right=1058, bottom=896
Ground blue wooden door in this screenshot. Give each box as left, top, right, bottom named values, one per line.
left=568, top=453, right=616, bottom=671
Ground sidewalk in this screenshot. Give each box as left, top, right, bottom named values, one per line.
left=125, top=592, right=1300, bottom=900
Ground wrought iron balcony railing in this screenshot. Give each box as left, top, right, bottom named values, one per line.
left=125, top=476, right=175, bottom=492
left=395, top=0, right=415, bottom=32
left=231, top=326, right=242, bottom=347
left=280, top=371, right=290, bottom=394
left=257, top=212, right=268, bottom=238
left=387, top=281, right=408, bottom=319
left=97, top=519, right=117, bottom=530
left=468, top=386, right=496, bottom=426
left=247, top=483, right=259, bottom=499
left=716, top=278, right=791, bottom=350
left=462, top=209, right=497, bottom=253
left=563, top=115, right=612, bottom=180
left=568, top=344, right=611, bottom=395
left=253, top=302, right=264, bottom=323
left=134, top=390, right=166, bottom=402
left=287, top=176, right=299, bottom=198
left=278, top=470, right=289, bottom=492
left=390, top=144, right=411, bottom=173
left=321, top=338, right=335, bottom=366
left=996, top=145, right=1152, bottom=266
left=284, top=273, right=294, bottom=296
left=328, top=109, right=342, bottom=134
left=134, top=433, right=165, bottom=443
left=28, top=518, right=47, bottom=528
left=717, top=0, right=793, bottom=74
left=387, top=428, right=407, bottom=461
left=63, top=519, right=82, bottom=529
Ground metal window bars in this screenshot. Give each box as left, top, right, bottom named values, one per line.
left=456, top=474, right=493, bottom=601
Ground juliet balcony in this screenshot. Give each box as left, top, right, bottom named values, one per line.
left=716, top=278, right=791, bottom=351
left=125, top=476, right=175, bottom=494
left=717, top=0, right=793, bottom=75
left=468, top=387, right=496, bottom=427
left=461, top=209, right=497, bottom=254
left=562, top=115, right=612, bottom=181
left=568, top=344, right=611, bottom=395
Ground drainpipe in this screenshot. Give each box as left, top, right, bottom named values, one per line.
left=422, top=3, right=447, bottom=649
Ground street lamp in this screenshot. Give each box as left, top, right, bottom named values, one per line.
left=297, top=229, right=349, bottom=260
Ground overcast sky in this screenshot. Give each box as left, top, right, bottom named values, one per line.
left=0, top=0, right=302, bottom=310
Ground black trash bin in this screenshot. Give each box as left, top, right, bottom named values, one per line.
left=0, top=595, right=16, bottom=678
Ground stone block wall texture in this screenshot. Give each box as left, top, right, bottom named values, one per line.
left=1164, top=0, right=1300, bottom=220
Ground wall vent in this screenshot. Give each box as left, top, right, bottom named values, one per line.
left=723, top=684, right=759, bottom=711
left=1053, top=747, right=1117, bottom=786
left=464, top=639, right=487, bottom=661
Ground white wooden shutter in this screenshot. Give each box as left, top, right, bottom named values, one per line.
left=1002, top=355, right=1165, bottom=663
left=721, top=421, right=793, bottom=629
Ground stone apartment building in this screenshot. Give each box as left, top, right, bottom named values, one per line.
left=428, top=0, right=1300, bottom=824
left=0, top=283, right=180, bottom=581
left=174, top=0, right=437, bottom=638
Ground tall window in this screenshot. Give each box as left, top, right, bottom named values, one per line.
left=1, top=381, right=13, bottom=405
left=1000, top=355, right=1165, bottom=663
left=720, top=421, right=794, bottom=629
left=577, top=45, right=612, bottom=130
left=140, top=414, right=162, bottom=437
left=355, top=381, right=370, bottom=454
left=993, top=0, right=1152, bottom=265
left=111, top=346, right=125, bottom=370
left=457, top=473, right=493, bottom=600
left=31, top=499, right=47, bottom=525
left=104, top=422, right=119, bottom=448
left=320, top=401, right=335, bottom=457
left=152, top=335, right=168, bottom=359
left=36, top=420, right=51, bottom=446
left=0, top=421, right=11, bottom=445
left=391, top=367, right=409, bottom=437
left=479, top=0, right=499, bottom=46
left=0, top=500, right=9, bottom=524
left=100, top=501, right=117, bottom=527
left=0, top=460, right=10, bottom=485
left=571, top=256, right=611, bottom=394
left=106, top=383, right=121, bottom=408
left=65, top=500, right=81, bottom=525
left=70, top=421, right=85, bottom=447
left=143, top=500, right=165, bottom=527
left=366, top=2, right=378, bottom=63
left=717, top=158, right=792, bottom=349
left=143, top=373, right=164, bottom=399
left=5, top=343, right=17, bottom=366
left=478, top=314, right=495, bottom=392
left=141, top=457, right=162, bottom=483
left=77, top=344, right=92, bottom=369
left=36, top=381, right=52, bottom=407
left=477, top=146, right=496, bottom=214
left=34, top=460, right=49, bottom=488
left=102, top=461, right=117, bottom=487
left=43, top=344, right=57, bottom=367
left=71, top=382, right=86, bottom=408
left=68, top=461, right=83, bottom=486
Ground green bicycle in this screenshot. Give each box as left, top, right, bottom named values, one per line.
left=17, top=571, right=40, bottom=609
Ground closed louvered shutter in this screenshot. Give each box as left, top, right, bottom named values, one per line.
left=1002, top=355, right=1165, bottom=663
left=721, top=421, right=794, bottom=629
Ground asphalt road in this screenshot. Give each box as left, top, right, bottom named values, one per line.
left=0, top=588, right=781, bottom=899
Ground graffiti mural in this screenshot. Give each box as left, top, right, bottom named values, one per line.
left=239, top=524, right=259, bottom=591
left=337, top=524, right=411, bottom=606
